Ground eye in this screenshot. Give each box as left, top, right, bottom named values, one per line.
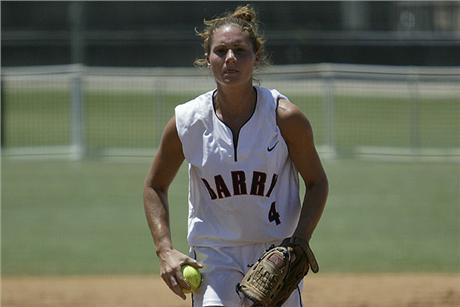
left=213, top=47, right=227, bottom=56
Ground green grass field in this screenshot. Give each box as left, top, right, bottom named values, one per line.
left=2, top=84, right=459, bottom=276
left=2, top=158, right=459, bottom=276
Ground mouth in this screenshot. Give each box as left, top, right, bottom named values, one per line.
left=224, top=68, right=239, bottom=74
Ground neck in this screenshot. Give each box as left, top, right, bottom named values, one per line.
left=214, top=84, right=256, bottom=117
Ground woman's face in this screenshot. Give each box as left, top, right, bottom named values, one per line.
left=207, top=25, right=258, bottom=87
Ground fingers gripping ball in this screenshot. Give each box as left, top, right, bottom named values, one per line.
left=181, top=265, right=202, bottom=293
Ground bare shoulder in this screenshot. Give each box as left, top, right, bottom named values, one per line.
left=277, top=98, right=313, bottom=142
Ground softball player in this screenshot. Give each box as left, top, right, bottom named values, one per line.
left=144, top=5, right=328, bottom=307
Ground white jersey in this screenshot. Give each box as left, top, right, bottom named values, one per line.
left=175, top=86, right=301, bottom=247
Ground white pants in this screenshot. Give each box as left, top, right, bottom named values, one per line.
left=190, top=242, right=304, bottom=307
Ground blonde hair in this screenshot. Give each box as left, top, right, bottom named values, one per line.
left=194, top=4, right=269, bottom=68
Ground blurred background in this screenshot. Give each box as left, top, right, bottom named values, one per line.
left=2, top=1, right=460, bottom=66
left=1, top=1, right=459, bottom=306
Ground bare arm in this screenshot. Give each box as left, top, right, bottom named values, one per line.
left=143, top=115, right=201, bottom=299
left=277, top=99, right=329, bottom=241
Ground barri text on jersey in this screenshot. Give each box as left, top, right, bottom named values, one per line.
left=201, top=170, right=278, bottom=199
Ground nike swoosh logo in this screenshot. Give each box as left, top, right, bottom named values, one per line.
left=267, top=141, right=279, bottom=152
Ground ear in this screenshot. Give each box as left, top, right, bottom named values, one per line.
left=205, top=53, right=210, bottom=65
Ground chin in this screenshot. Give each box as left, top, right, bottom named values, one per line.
left=220, top=76, right=251, bottom=86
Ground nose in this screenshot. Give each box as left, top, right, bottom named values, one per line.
left=225, top=49, right=236, bottom=63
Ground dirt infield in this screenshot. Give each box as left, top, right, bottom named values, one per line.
left=2, top=274, right=459, bottom=307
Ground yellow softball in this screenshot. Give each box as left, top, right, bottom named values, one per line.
left=181, top=265, right=202, bottom=293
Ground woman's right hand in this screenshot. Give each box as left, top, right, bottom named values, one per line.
left=157, top=248, right=203, bottom=300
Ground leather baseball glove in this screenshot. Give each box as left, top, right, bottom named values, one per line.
left=236, top=237, right=319, bottom=307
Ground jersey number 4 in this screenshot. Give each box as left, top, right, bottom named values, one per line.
left=268, top=202, right=281, bottom=225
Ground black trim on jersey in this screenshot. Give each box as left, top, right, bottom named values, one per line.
left=297, top=285, right=303, bottom=307
left=232, top=132, right=239, bottom=162
left=275, top=95, right=281, bottom=127
left=212, top=87, right=258, bottom=162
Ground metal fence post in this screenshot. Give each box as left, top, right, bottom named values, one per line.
left=1, top=78, right=5, bottom=151
left=321, top=65, right=337, bottom=157
left=153, top=78, right=167, bottom=147
left=408, top=68, right=421, bottom=152
left=70, top=64, right=85, bottom=159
